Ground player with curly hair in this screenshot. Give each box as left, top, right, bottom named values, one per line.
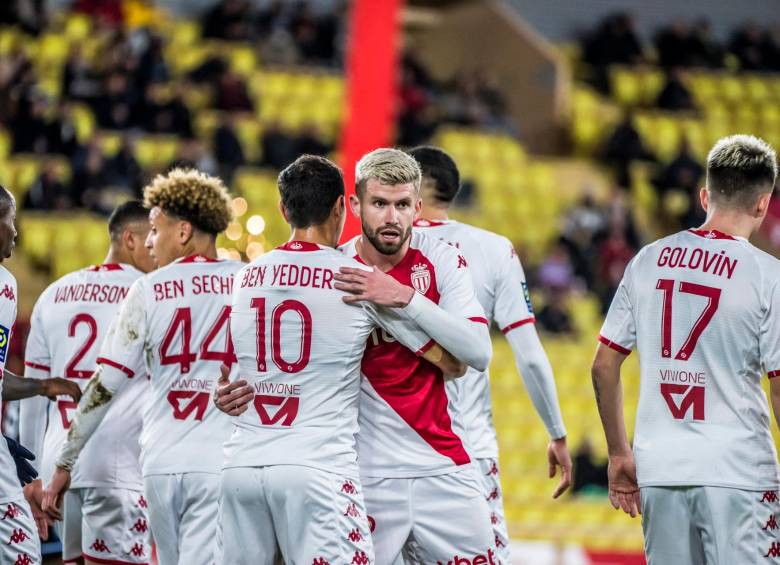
left=43, top=168, right=243, bottom=565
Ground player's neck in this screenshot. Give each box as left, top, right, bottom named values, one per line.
left=181, top=237, right=218, bottom=260
left=419, top=202, right=449, bottom=222
left=698, top=213, right=756, bottom=240
left=289, top=226, right=336, bottom=248
left=103, top=248, right=127, bottom=267
left=356, top=236, right=409, bottom=272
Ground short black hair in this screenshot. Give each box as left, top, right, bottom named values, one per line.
left=407, top=146, right=460, bottom=204
left=278, top=155, right=344, bottom=228
left=108, top=200, right=149, bottom=241
left=0, top=185, right=14, bottom=218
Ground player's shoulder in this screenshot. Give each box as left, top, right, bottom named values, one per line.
left=410, top=230, right=462, bottom=264
left=0, top=265, right=15, bottom=287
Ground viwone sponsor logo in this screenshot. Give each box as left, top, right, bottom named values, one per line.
left=436, top=548, right=497, bottom=565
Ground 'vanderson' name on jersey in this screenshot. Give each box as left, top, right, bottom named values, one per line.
left=240, top=263, right=334, bottom=289
left=656, top=246, right=738, bottom=279
left=154, top=274, right=234, bottom=301
left=54, top=283, right=129, bottom=304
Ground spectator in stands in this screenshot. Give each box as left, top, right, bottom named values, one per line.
left=136, top=32, right=169, bottom=89
left=23, top=160, right=73, bottom=210
left=214, top=69, right=253, bottom=113
left=94, top=71, right=136, bottom=130
left=46, top=102, right=80, bottom=159
left=596, top=219, right=636, bottom=312
left=561, top=193, right=605, bottom=289
left=653, top=139, right=703, bottom=197
left=142, top=84, right=194, bottom=138
left=572, top=438, right=608, bottom=495
left=213, top=113, right=245, bottom=183
left=688, top=18, right=724, bottom=68
left=582, top=12, right=644, bottom=67
left=729, top=22, right=765, bottom=70
left=169, top=138, right=218, bottom=176
left=202, top=0, right=251, bottom=41
left=62, top=44, right=102, bottom=103
left=11, top=94, right=50, bottom=154
left=260, top=121, right=298, bottom=170
left=538, top=241, right=576, bottom=293
left=104, top=136, right=144, bottom=196
left=71, top=137, right=110, bottom=208
left=655, top=19, right=692, bottom=68
left=600, top=111, right=655, bottom=188
left=295, top=124, right=331, bottom=157
left=73, top=0, right=123, bottom=28
left=656, top=68, right=695, bottom=111
left=536, top=289, right=576, bottom=337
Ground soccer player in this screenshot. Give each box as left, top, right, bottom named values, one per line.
left=43, top=169, right=242, bottom=565
left=218, top=154, right=465, bottom=565
left=335, top=148, right=498, bottom=564
left=20, top=200, right=155, bottom=565
left=0, top=184, right=82, bottom=565
left=592, top=135, right=780, bottom=564
left=406, top=145, right=572, bottom=560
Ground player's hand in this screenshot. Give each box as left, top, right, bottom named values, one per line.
left=4, top=436, right=38, bottom=486
left=40, top=377, right=82, bottom=403
left=548, top=437, right=573, bottom=499
left=214, top=364, right=253, bottom=416
left=42, top=467, right=70, bottom=522
left=23, top=480, right=48, bottom=540
left=607, top=453, right=641, bottom=517
left=334, top=267, right=415, bottom=307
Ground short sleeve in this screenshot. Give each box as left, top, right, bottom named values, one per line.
left=363, top=303, right=432, bottom=356
left=97, top=278, right=147, bottom=379
left=436, top=245, right=487, bottom=323
left=760, top=279, right=780, bottom=378
left=598, top=267, right=636, bottom=355
left=0, top=277, right=17, bottom=375
left=23, top=294, right=51, bottom=377
left=492, top=240, right=536, bottom=333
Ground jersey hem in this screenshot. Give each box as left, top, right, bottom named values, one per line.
left=70, top=481, right=143, bottom=491
left=358, top=464, right=471, bottom=479
left=222, top=461, right=359, bottom=477
left=639, top=480, right=780, bottom=491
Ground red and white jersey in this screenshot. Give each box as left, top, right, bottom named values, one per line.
left=225, top=241, right=431, bottom=477
left=23, top=264, right=146, bottom=489
left=97, top=255, right=242, bottom=477
left=600, top=229, right=780, bottom=490
left=413, top=219, right=541, bottom=457
left=341, top=232, right=486, bottom=477
left=0, top=266, right=21, bottom=503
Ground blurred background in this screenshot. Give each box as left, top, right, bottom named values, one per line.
left=2, top=0, right=780, bottom=563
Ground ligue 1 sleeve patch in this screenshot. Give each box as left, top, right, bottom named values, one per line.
left=0, top=324, right=9, bottom=363
left=522, top=282, right=534, bottom=314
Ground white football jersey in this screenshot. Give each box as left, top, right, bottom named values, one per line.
left=225, top=241, right=431, bottom=477
left=97, top=255, right=242, bottom=476
left=600, top=228, right=780, bottom=490
left=412, top=219, right=561, bottom=457
left=341, top=231, right=486, bottom=478
left=22, top=264, right=146, bottom=489
left=0, top=266, right=21, bottom=502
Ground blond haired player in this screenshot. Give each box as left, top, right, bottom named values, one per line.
left=217, top=155, right=465, bottom=564
left=335, top=149, right=498, bottom=564
left=592, top=135, right=780, bottom=564
left=0, top=184, right=82, bottom=565
left=43, top=169, right=242, bottom=565
left=21, top=201, right=154, bottom=565
left=407, top=146, right=572, bottom=561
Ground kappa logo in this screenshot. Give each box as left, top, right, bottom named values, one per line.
left=137, top=495, right=148, bottom=508
left=761, top=491, right=779, bottom=503
left=486, top=487, right=500, bottom=501
left=485, top=461, right=499, bottom=476
left=704, top=231, right=717, bottom=239
left=344, top=503, right=360, bottom=518
left=0, top=285, right=15, bottom=302
left=6, top=530, right=29, bottom=545
left=765, top=542, right=780, bottom=558
left=2, top=503, right=19, bottom=520
left=411, top=263, right=431, bottom=295
left=15, top=554, right=32, bottom=565
left=490, top=513, right=499, bottom=525
left=763, top=515, right=778, bottom=531
left=91, top=539, right=110, bottom=553
left=130, top=518, right=148, bottom=533
left=347, top=528, right=363, bottom=542
left=436, top=549, right=498, bottom=565
left=495, top=535, right=504, bottom=548
left=131, top=543, right=145, bottom=557
left=457, top=255, right=468, bottom=269
left=351, top=550, right=369, bottom=565
left=312, top=559, right=331, bottom=565
left=341, top=480, right=357, bottom=494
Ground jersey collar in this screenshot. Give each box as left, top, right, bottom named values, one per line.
left=177, top=254, right=221, bottom=263
left=276, top=241, right=323, bottom=252
left=687, top=229, right=738, bottom=241
left=414, top=219, right=451, bottom=228
left=85, top=263, right=124, bottom=272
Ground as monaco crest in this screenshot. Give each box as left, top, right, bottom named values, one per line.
left=411, top=263, right=431, bottom=295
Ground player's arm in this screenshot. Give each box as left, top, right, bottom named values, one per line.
left=761, top=279, right=780, bottom=433
left=770, top=378, right=780, bottom=432
left=2, top=371, right=81, bottom=402
left=592, top=265, right=640, bottom=518
left=335, top=255, right=492, bottom=371
left=42, top=280, right=147, bottom=519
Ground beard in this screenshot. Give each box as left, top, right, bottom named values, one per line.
left=362, top=221, right=412, bottom=255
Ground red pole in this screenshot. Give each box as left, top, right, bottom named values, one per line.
left=338, top=0, right=404, bottom=242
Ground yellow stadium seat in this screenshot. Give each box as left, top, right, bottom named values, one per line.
left=64, top=13, right=91, bottom=42
left=610, top=67, right=642, bottom=107
left=135, top=135, right=179, bottom=170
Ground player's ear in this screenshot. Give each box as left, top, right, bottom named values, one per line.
left=699, top=186, right=709, bottom=213
left=413, top=195, right=422, bottom=219
left=756, top=191, right=772, bottom=218
left=348, top=194, right=360, bottom=219
left=122, top=227, right=136, bottom=252
left=332, top=195, right=345, bottom=219
left=278, top=201, right=290, bottom=223
left=179, top=220, right=194, bottom=244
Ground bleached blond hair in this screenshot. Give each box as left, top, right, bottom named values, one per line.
left=707, top=135, right=778, bottom=209
left=143, top=168, right=233, bottom=235
left=355, top=148, right=422, bottom=198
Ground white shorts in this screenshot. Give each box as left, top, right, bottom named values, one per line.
left=642, top=485, right=780, bottom=564
left=144, top=473, right=219, bottom=565
left=0, top=497, right=42, bottom=564
left=63, top=487, right=151, bottom=564
left=476, top=458, right=510, bottom=563
left=362, top=468, right=496, bottom=565
left=218, top=466, right=374, bottom=565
